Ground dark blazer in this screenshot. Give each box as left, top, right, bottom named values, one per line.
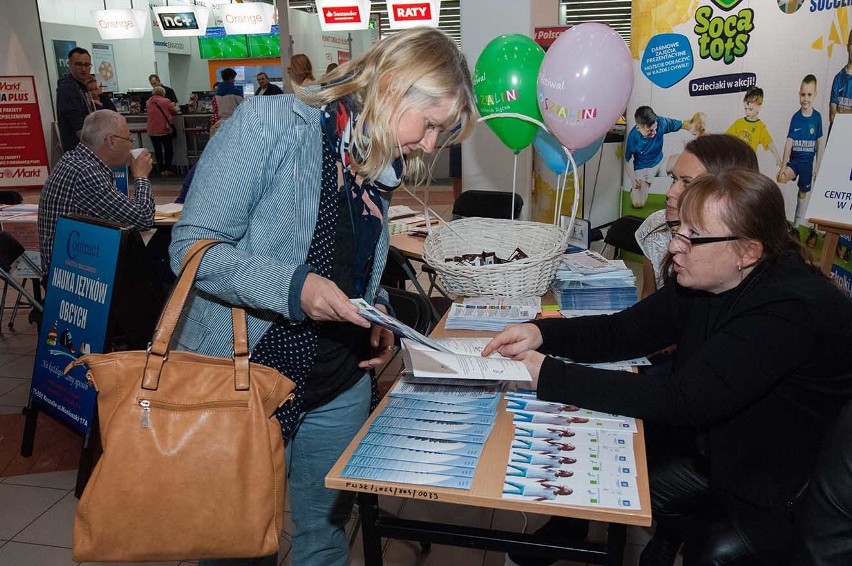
left=254, top=83, right=283, bottom=96
left=533, top=253, right=852, bottom=559
left=56, top=75, right=93, bottom=152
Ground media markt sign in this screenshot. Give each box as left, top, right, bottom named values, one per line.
left=0, top=76, right=49, bottom=189
left=317, top=0, right=371, bottom=30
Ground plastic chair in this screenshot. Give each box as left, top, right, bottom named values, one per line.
left=595, top=215, right=645, bottom=259
left=0, top=232, right=43, bottom=329
left=0, top=191, right=23, bottom=205
left=451, top=189, right=524, bottom=220
left=382, top=246, right=451, bottom=326
left=382, top=285, right=434, bottom=336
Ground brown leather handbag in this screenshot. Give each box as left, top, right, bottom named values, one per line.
left=65, top=239, right=295, bottom=562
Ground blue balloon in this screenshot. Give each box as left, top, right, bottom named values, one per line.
left=533, top=129, right=569, bottom=174
left=565, top=135, right=605, bottom=173
left=534, top=129, right=604, bottom=175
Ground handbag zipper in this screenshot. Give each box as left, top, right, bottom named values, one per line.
left=138, top=398, right=250, bottom=428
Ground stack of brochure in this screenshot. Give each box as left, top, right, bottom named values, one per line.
left=551, top=250, right=637, bottom=311
left=444, top=296, right=541, bottom=332
left=502, top=391, right=641, bottom=509
left=340, top=379, right=502, bottom=490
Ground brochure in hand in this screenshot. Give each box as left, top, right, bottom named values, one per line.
left=402, top=337, right=532, bottom=383
left=351, top=298, right=451, bottom=353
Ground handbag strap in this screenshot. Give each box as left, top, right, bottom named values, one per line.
left=143, top=239, right=251, bottom=391
left=153, top=100, right=173, bottom=131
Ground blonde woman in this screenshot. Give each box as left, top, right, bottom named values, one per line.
left=287, top=53, right=315, bottom=86
left=170, top=27, right=477, bottom=566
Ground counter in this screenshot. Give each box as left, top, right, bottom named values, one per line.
left=122, top=114, right=213, bottom=173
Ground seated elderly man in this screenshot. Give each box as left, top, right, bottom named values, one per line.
left=38, top=109, right=155, bottom=273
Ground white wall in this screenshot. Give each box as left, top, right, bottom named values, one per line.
left=2, top=0, right=54, bottom=166
left=460, top=0, right=560, bottom=220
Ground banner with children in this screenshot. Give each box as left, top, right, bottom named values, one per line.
left=624, top=1, right=852, bottom=252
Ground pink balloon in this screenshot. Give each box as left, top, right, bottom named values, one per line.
left=537, top=23, right=633, bottom=151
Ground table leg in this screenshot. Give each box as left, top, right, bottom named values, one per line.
left=605, top=523, right=626, bottom=566
left=358, top=492, right=384, bottom=566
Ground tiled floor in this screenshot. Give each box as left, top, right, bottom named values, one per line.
left=0, top=181, right=668, bottom=565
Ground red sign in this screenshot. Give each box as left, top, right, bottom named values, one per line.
left=391, top=2, right=431, bottom=20
left=323, top=6, right=362, bottom=24
left=534, top=26, right=569, bottom=50
left=338, top=50, right=351, bottom=63
left=0, top=76, right=49, bottom=189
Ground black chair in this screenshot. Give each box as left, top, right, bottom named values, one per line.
left=0, top=191, right=24, bottom=205
left=382, top=285, right=434, bottom=336
left=451, top=189, right=524, bottom=220
left=792, top=400, right=852, bottom=565
left=594, top=215, right=645, bottom=258
left=382, top=246, right=451, bottom=326
left=0, top=232, right=43, bottom=329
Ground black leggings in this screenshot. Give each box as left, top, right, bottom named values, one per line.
left=647, top=452, right=760, bottom=566
left=149, top=134, right=174, bottom=173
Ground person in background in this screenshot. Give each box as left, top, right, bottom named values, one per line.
left=38, top=110, right=154, bottom=272
left=777, top=74, right=825, bottom=228
left=725, top=86, right=781, bottom=168
left=85, top=76, right=116, bottom=112
left=148, top=73, right=178, bottom=105
left=484, top=169, right=852, bottom=566
left=169, top=27, right=476, bottom=566
left=636, top=134, right=758, bottom=298
left=254, top=72, right=283, bottom=96
left=56, top=47, right=96, bottom=152
left=829, top=29, right=852, bottom=129
left=146, top=86, right=179, bottom=176
left=214, top=67, right=244, bottom=123
left=326, top=62, right=339, bottom=74
left=625, top=105, right=704, bottom=208
left=287, top=53, right=315, bottom=86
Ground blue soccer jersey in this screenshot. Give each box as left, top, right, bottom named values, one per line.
left=787, top=109, right=823, bottom=165
left=625, top=116, right=682, bottom=171
left=831, top=67, right=852, bottom=112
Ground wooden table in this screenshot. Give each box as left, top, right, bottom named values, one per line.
left=326, top=314, right=651, bottom=565
left=390, top=231, right=428, bottom=262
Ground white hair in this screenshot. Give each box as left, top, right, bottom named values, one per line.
left=80, top=110, right=124, bottom=149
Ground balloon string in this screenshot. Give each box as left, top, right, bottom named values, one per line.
left=553, top=173, right=561, bottom=225
left=563, top=148, right=580, bottom=236
left=479, top=112, right=548, bottom=131
left=511, top=153, right=518, bottom=221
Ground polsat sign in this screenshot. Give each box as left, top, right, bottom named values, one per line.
left=317, top=0, right=371, bottom=31
left=387, top=0, right=441, bottom=29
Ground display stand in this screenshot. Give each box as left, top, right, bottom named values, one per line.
left=20, top=215, right=166, bottom=496
left=809, top=218, right=852, bottom=276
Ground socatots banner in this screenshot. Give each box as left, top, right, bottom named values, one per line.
left=623, top=0, right=851, bottom=242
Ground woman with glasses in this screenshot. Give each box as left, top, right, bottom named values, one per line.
left=636, top=134, right=759, bottom=298
left=170, top=27, right=476, bottom=566
left=484, top=169, right=852, bottom=565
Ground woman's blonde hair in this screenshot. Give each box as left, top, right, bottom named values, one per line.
left=298, top=27, right=477, bottom=184
left=152, top=86, right=166, bottom=97
left=288, top=54, right=315, bottom=86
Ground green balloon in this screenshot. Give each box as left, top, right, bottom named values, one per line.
left=474, top=34, right=545, bottom=153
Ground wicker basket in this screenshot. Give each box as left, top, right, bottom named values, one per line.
left=422, top=218, right=568, bottom=297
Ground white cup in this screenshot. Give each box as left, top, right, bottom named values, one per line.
left=130, top=148, right=145, bottom=159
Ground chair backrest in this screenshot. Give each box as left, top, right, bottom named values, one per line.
left=381, top=246, right=443, bottom=324
left=0, top=232, right=25, bottom=272
left=382, top=285, right=434, bottom=335
left=602, top=215, right=644, bottom=257
left=452, top=190, right=524, bottom=220
left=792, top=399, right=852, bottom=565
left=0, top=191, right=23, bottom=205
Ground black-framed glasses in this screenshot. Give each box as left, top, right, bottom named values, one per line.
left=72, top=62, right=92, bottom=68
left=671, top=230, right=740, bottom=251
left=666, top=219, right=680, bottom=230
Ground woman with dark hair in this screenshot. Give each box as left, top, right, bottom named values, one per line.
left=485, top=169, right=852, bottom=565
left=636, top=134, right=759, bottom=297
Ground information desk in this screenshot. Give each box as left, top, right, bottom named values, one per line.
left=326, top=317, right=651, bottom=565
